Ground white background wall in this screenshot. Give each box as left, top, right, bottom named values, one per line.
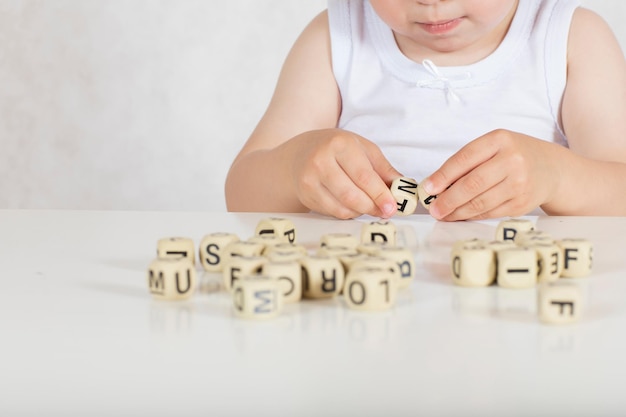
left=1, top=0, right=624, bottom=211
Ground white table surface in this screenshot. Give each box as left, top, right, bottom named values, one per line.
left=1, top=210, right=625, bottom=416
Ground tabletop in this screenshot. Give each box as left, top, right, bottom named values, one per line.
left=1, top=210, right=625, bottom=416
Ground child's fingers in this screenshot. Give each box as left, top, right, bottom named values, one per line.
left=361, top=140, right=404, bottom=184
left=422, top=133, right=501, bottom=196
left=429, top=155, right=507, bottom=219
left=319, top=160, right=382, bottom=217
left=440, top=179, right=511, bottom=221
left=299, top=176, right=362, bottom=219
left=336, top=150, right=397, bottom=218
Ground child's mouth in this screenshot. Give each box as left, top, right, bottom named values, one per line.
left=418, top=18, right=463, bottom=35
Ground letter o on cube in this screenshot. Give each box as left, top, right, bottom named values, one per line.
left=344, top=266, right=398, bottom=311
left=232, top=276, right=283, bottom=320
left=147, top=257, right=196, bottom=300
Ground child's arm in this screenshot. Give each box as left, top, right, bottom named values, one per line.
left=421, top=8, right=626, bottom=221
left=225, top=12, right=400, bottom=219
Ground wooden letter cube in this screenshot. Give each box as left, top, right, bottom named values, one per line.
left=232, top=276, right=283, bottom=320
left=320, top=233, right=359, bottom=249
left=390, top=177, right=418, bottom=216
left=360, top=220, right=397, bottom=245
left=265, top=243, right=308, bottom=262
left=198, top=232, right=239, bottom=272
left=514, top=230, right=553, bottom=246
left=262, top=260, right=302, bottom=303
left=223, top=241, right=265, bottom=267
left=377, top=246, right=415, bottom=289
left=417, top=180, right=438, bottom=210
left=222, top=256, right=267, bottom=292
left=317, top=245, right=358, bottom=258
left=300, top=255, right=345, bottom=299
left=255, top=217, right=296, bottom=244
left=538, top=283, right=583, bottom=324
left=450, top=245, right=496, bottom=287
left=157, top=237, right=195, bottom=265
left=557, top=239, right=593, bottom=278
left=344, top=266, right=398, bottom=311
left=148, top=257, right=196, bottom=300
left=528, top=242, right=563, bottom=283
left=496, top=247, right=538, bottom=289
left=495, top=218, right=535, bottom=242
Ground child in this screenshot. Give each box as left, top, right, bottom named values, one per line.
left=225, top=0, right=626, bottom=221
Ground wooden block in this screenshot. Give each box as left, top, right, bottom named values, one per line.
left=557, top=239, right=593, bottom=278
left=356, top=242, right=386, bottom=256
left=317, top=245, right=358, bottom=258
left=344, top=266, right=398, bottom=311
left=450, top=245, right=496, bottom=287
left=538, top=283, right=583, bottom=324
left=417, top=180, right=438, bottom=210
left=265, top=243, right=308, bottom=262
left=360, top=220, right=397, bottom=245
left=514, top=230, right=553, bottom=246
left=255, top=217, right=296, bottom=244
left=485, top=240, right=517, bottom=251
left=496, top=247, right=538, bottom=289
left=351, top=256, right=402, bottom=286
left=262, top=260, right=302, bottom=303
left=232, top=276, right=283, bottom=320
left=198, top=232, right=239, bottom=272
left=222, top=255, right=267, bottom=292
left=247, top=234, right=284, bottom=254
left=452, top=238, right=489, bottom=252
left=390, top=177, right=418, bottom=216
left=338, top=252, right=370, bottom=274
left=377, top=246, right=415, bottom=289
left=147, top=257, right=196, bottom=300
left=300, top=255, right=345, bottom=299
left=527, top=242, right=563, bottom=283
left=157, top=237, right=195, bottom=265
left=320, top=233, right=359, bottom=249
left=495, top=218, right=535, bottom=242
left=223, top=241, right=265, bottom=266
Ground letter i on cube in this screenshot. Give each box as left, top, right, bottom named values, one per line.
left=497, top=247, right=538, bottom=289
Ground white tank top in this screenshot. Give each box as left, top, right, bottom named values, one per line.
left=328, top=0, right=579, bottom=182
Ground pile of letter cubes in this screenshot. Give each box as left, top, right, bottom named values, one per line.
left=148, top=218, right=414, bottom=319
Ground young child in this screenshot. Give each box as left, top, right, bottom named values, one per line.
left=225, top=0, right=626, bottom=221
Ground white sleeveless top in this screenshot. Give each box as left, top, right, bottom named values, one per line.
left=328, top=0, right=579, bottom=182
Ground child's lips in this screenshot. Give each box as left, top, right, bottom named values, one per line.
left=418, top=18, right=463, bottom=35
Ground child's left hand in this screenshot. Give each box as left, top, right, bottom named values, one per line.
left=420, top=129, right=564, bottom=221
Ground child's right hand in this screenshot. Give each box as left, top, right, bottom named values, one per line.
left=284, top=128, right=401, bottom=219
